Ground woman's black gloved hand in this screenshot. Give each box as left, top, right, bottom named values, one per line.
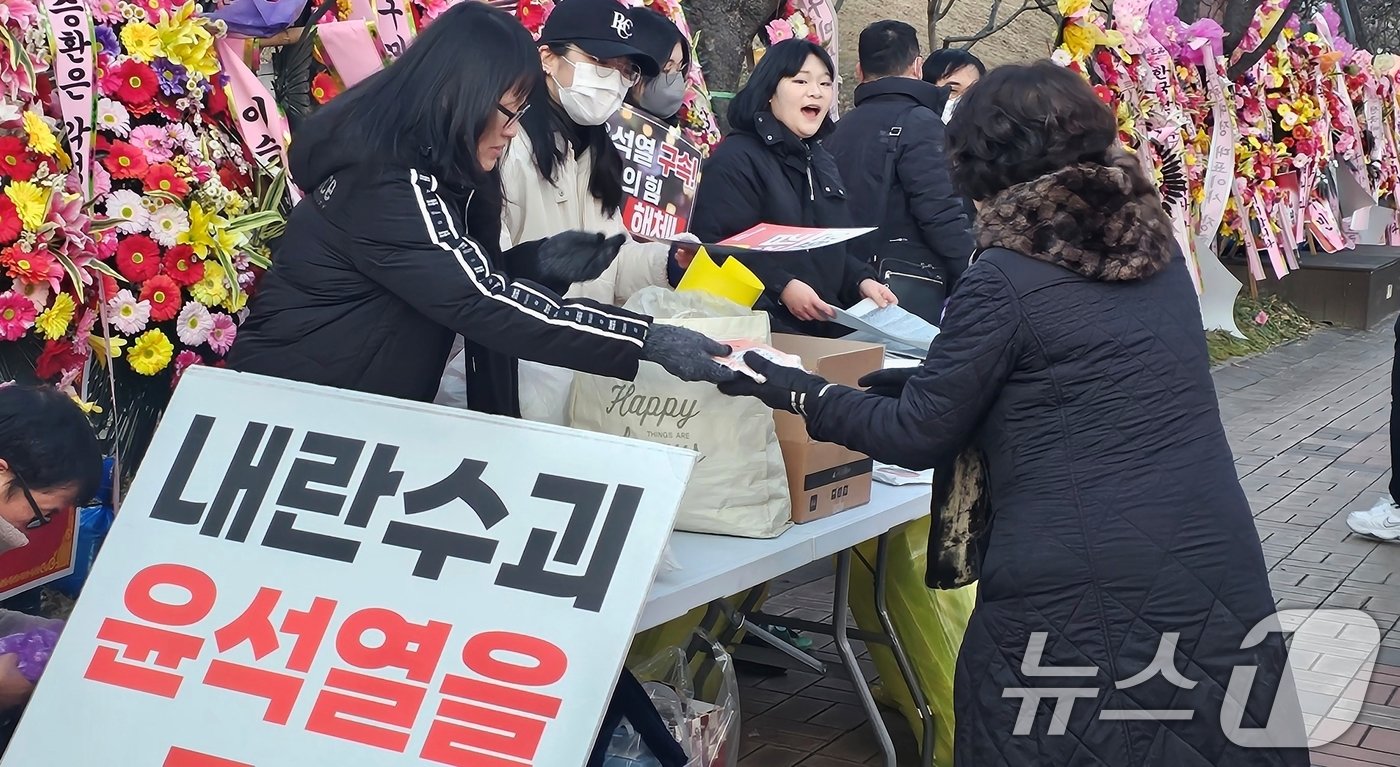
left=518, top=232, right=626, bottom=291
left=858, top=367, right=917, bottom=398
left=641, top=324, right=735, bottom=383
left=718, top=352, right=830, bottom=415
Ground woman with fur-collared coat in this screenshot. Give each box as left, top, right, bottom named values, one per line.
left=719, top=62, right=1307, bottom=766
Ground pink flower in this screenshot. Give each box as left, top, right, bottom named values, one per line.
left=172, top=349, right=202, bottom=387
left=106, top=289, right=151, bottom=335
left=129, top=124, right=173, bottom=163
left=766, top=19, right=794, bottom=43
left=45, top=193, right=93, bottom=261
left=207, top=312, right=237, bottom=355
left=91, top=162, right=112, bottom=197
left=1254, top=311, right=1269, bottom=325
left=420, top=0, right=451, bottom=19
left=0, top=291, right=37, bottom=341
left=87, top=0, right=123, bottom=23
left=96, top=229, right=119, bottom=259
left=0, top=0, right=39, bottom=28
left=176, top=301, right=213, bottom=345
left=71, top=308, right=95, bottom=353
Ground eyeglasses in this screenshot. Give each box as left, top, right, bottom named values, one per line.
left=497, top=101, right=529, bottom=129
left=565, top=48, right=641, bottom=87
left=11, top=469, right=50, bottom=530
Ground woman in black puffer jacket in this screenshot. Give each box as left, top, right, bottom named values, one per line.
left=689, top=39, right=895, bottom=337
left=720, top=61, right=1308, bottom=766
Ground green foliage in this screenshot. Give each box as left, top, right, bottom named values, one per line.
left=1206, top=295, right=1316, bottom=365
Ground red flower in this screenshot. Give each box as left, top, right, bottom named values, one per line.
left=140, top=274, right=182, bottom=322
left=205, top=79, right=228, bottom=117
left=1093, top=85, right=1114, bottom=105
left=35, top=340, right=86, bottom=381
left=116, top=234, right=162, bottom=282
left=0, top=197, right=20, bottom=244
left=218, top=163, right=251, bottom=192
left=145, top=163, right=190, bottom=197
left=1, top=244, right=61, bottom=288
left=311, top=72, right=340, bottom=104
left=98, top=272, right=119, bottom=301
left=104, top=140, right=149, bottom=180
left=162, top=244, right=203, bottom=286
left=0, top=136, right=38, bottom=181
left=105, top=60, right=158, bottom=106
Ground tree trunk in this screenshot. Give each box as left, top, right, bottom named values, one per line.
left=681, top=0, right=782, bottom=134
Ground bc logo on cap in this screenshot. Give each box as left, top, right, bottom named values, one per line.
left=611, top=10, right=633, bottom=38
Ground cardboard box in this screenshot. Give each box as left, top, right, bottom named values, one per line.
left=771, top=334, right=884, bottom=523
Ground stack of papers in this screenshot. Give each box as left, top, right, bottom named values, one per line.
left=833, top=299, right=940, bottom=359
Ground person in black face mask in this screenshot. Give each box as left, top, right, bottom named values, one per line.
left=625, top=7, right=691, bottom=124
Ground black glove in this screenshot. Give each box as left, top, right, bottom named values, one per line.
left=641, top=324, right=735, bottom=383
left=858, top=367, right=917, bottom=398
left=516, top=232, right=626, bottom=292
left=718, top=352, right=830, bottom=415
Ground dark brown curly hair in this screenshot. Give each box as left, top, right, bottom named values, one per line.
left=946, top=61, right=1119, bottom=202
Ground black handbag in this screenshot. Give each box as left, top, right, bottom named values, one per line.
left=870, top=106, right=949, bottom=326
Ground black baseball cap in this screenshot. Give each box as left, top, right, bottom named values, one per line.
left=538, top=0, right=661, bottom=77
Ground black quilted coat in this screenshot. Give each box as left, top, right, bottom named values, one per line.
left=803, top=156, right=1308, bottom=765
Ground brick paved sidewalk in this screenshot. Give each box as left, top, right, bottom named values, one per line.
left=739, top=321, right=1400, bottom=766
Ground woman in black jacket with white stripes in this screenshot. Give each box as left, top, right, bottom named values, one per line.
left=230, top=3, right=730, bottom=412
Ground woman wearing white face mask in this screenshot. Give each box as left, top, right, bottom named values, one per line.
left=922, top=48, right=985, bottom=123
left=499, top=0, right=679, bottom=306
left=625, top=8, right=691, bottom=124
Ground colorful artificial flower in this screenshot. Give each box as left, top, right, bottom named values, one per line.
left=22, top=110, right=63, bottom=158
left=0, top=291, right=37, bottom=341
left=104, top=140, right=150, bottom=179
left=0, top=197, right=19, bottom=243
left=96, top=98, right=132, bottom=137
left=4, top=181, right=49, bottom=231
left=189, top=258, right=227, bottom=306
left=107, top=289, right=152, bottom=334
left=116, top=234, right=162, bottom=282
left=92, top=162, right=113, bottom=197
left=765, top=19, right=794, bottom=44
left=17, top=280, right=49, bottom=310
left=34, top=292, right=75, bottom=340
left=94, top=23, right=121, bottom=57
left=162, top=244, right=203, bottom=286
left=0, top=0, right=40, bottom=27
left=0, top=135, right=37, bottom=180
left=179, top=201, right=236, bottom=260
left=130, top=125, right=174, bottom=163
left=171, top=348, right=201, bottom=385
left=34, top=340, right=86, bottom=381
left=104, top=188, right=150, bottom=233
left=175, top=300, right=212, bottom=345
left=1, top=244, right=61, bottom=288
left=128, top=328, right=174, bottom=375
left=153, top=60, right=187, bottom=98
left=90, top=0, right=124, bottom=24
left=156, top=5, right=220, bottom=81
left=145, top=163, right=190, bottom=197
left=139, top=274, right=182, bottom=322
left=106, top=59, right=159, bottom=105
left=120, top=21, right=164, bottom=63
left=147, top=203, right=190, bottom=248
left=206, top=311, right=236, bottom=355
left=310, top=72, right=340, bottom=103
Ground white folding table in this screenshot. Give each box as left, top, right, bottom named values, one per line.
left=639, top=483, right=938, bottom=767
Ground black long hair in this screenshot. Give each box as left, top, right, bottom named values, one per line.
left=727, top=39, right=836, bottom=135
left=520, top=44, right=627, bottom=217
left=0, top=385, right=101, bottom=502
left=314, top=3, right=539, bottom=206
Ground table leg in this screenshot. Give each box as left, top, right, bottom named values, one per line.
left=874, top=534, right=936, bottom=767
left=833, top=549, right=898, bottom=767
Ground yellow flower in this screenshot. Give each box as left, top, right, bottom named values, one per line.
left=120, top=22, right=163, bottom=62
left=222, top=287, right=247, bottom=313
left=1058, top=0, right=1089, bottom=15
left=22, top=111, right=61, bottom=158
left=35, top=293, right=75, bottom=340
left=88, top=333, right=126, bottom=365
left=179, top=201, right=237, bottom=259
left=157, top=4, right=220, bottom=80
left=1062, top=25, right=1097, bottom=61
left=190, top=260, right=228, bottom=305
left=128, top=329, right=174, bottom=375
left=5, top=181, right=50, bottom=231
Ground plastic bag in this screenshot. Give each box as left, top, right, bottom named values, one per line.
left=625, top=633, right=741, bottom=767
left=52, top=457, right=116, bottom=599
left=0, top=627, right=61, bottom=684
left=848, top=517, right=976, bottom=767
left=571, top=288, right=792, bottom=538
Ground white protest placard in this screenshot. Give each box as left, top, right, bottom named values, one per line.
left=2, top=367, right=695, bottom=767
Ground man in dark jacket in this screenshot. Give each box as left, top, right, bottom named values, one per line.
left=826, top=21, right=975, bottom=289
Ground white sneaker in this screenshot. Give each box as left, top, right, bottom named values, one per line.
left=1346, top=498, right=1400, bottom=541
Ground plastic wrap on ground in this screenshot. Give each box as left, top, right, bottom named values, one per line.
left=848, top=518, right=976, bottom=767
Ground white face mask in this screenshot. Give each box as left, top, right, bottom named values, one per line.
left=554, top=58, right=627, bottom=126
left=941, top=95, right=960, bottom=123
left=638, top=72, right=687, bottom=118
